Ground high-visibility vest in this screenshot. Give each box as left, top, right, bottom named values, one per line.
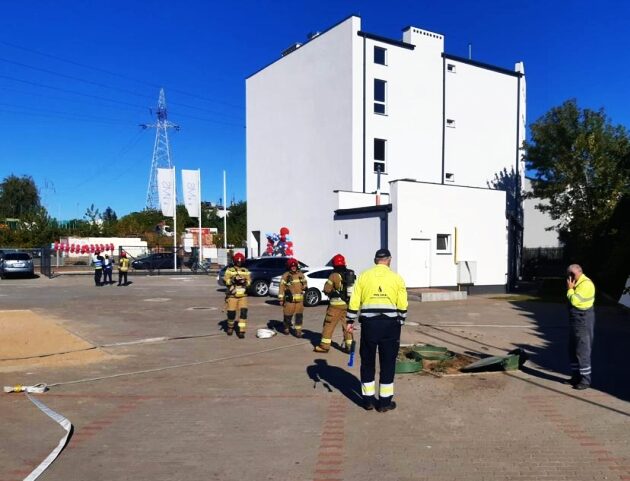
left=347, top=264, right=408, bottom=322
left=119, top=258, right=130, bottom=272
left=567, top=274, right=595, bottom=310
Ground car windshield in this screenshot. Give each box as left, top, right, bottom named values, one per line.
left=4, top=253, right=31, bottom=261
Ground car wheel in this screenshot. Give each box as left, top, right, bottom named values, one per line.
left=252, top=280, right=269, bottom=297
left=304, top=288, right=321, bottom=307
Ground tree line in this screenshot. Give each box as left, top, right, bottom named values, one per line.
left=0, top=178, right=247, bottom=249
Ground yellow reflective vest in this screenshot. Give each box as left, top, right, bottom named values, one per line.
left=567, top=274, right=595, bottom=310
left=347, top=264, right=408, bottom=322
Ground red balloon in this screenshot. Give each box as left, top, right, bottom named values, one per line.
left=99, top=244, right=104, bottom=251
left=280, top=227, right=290, bottom=236
left=54, top=242, right=59, bottom=251
left=90, top=245, right=94, bottom=252
left=287, top=241, right=293, bottom=247
left=285, top=248, right=293, bottom=256
left=265, top=246, right=273, bottom=254
left=280, top=235, right=286, bottom=242
left=110, top=243, right=115, bottom=251
left=70, top=244, right=75, bottom=253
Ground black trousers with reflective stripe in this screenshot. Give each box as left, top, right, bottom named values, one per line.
left=359, top=317, right=401, bottom=403
left=568, top=307, right=595, bottom=385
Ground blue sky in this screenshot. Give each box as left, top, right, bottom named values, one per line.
left=1, top=0, right=629, bottom=220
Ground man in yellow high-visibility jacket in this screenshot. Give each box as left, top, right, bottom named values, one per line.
left=346, top=248, right=408, bottom=412
left=566, top=264, right=596, bottom=390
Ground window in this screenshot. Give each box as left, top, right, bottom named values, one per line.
left=447, top=63, right=456, bottom=73
left=309, top=269, right=333, bottom=279
left=374, top=46, right=387, bottom=65
left=446, top=119, right=456, bottom=128
left=436, top=234, right=452, bottom=253
left=374, top=138, right=386, bottom=173
left=374, top=79, right=386, bottom=114
left=445, top=173, right=455, bottom=182
left=3, top=253, right=31, bottom=261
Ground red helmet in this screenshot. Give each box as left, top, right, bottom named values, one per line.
left=332, top=254, right=346, bottom=267
left=233, top=252, right=245, bottom=264
left=121, top=252, right=127, bottom=258
left=287, top=258, right=299, bottom=269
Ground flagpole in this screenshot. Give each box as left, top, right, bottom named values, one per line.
left=223, top=170, right=227, bottom=250
left=173, top=166, right=177, bottom=271
left=198, top=169, right=202, bottom=262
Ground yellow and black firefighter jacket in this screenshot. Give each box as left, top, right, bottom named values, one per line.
left=224, top=266, right=251, bottom=298
left=324, top=271, right=348, bottom=309
left=279, top=270, right=307, bottom=303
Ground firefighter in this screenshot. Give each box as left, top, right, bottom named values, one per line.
left=223, top=252, right=251, bottom=338
left=347, top=248, right=408, bottom=412
left=314, top=254, right=355, bottom=353
left=566, top=264, right=596, bottom=390
left=278, top=258, right=308, bottom=337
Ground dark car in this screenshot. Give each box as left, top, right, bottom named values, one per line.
left=0, top=252, right=35, bottom=278
left=131, top=253, right=183, bottom=270
left=217, top=256, right=308, bottom=297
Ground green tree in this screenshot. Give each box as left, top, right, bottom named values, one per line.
left=0, top=174, right=42, bottom=218
left=525, top=99, right=630, bottom=297
left=525, top=99, right=630, bottom=254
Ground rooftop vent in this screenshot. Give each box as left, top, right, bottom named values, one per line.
left=307, top=31, right=321, bottom=40
left=281, top=42, right=302, bottom=57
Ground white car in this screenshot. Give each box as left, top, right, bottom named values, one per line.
left=269, top=266, right=335, bottom=307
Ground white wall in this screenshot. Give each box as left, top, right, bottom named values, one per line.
left=336, top=190, right=389, bottom=209
left=444, top=60, right=520, bottom=188
left=523, top=178, right=561, bottom=248
left=332, top=214, right=384, bottom=274
left=246, top=16, right=360, bottom=267
left=389, top=180, right=507, bottom=287
left=360, top=28, right=444, bottom=195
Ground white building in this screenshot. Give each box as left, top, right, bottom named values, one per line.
left=246, top=15, right=526, bottom=291
left=523, top=178, right=561, bottom=248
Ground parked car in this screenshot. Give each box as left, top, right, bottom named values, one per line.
left=217, top=256, right=308, bottom=297
left=131, top=253, right=183, bottom=270
left=0, top=252, right=35, bottom=278
left=269, top=266, right=334, bottom=307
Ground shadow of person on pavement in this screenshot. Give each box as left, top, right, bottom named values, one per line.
left=306, top=358, right=363, bottom=408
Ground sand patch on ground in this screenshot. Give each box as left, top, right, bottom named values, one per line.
left=0, top=310, right=112, bottom=372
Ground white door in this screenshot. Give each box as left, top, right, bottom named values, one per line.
left=410, top=238, right=431, bottom=287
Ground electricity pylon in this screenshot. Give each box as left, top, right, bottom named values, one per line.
left=142, top=88, right=180, bottom=210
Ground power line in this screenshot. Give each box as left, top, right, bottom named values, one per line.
left=0, top=75, right=244, bottom=127
left=0, top=39, right=245, bottom=110
left=0, top=101, right=131, bottom=124
left=0, top=50, right=245, bottom=116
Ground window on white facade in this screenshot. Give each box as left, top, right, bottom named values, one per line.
left=446, top=119, right=456, bottom=128
left=445, top=173, right=455, bottom=182
left=447, top=63, right=456, bottom=73
left=436, top=234, right=452, bottom=253
left=374, top=46, right=387, bottom=65
left=374, top=138, right=386, bottom=173
left=374, top=79, right=387, bottom=114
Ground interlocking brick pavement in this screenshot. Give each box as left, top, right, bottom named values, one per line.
left=1, top=276, right=628, bottom=481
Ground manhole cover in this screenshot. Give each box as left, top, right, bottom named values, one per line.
left=186, top=306, right=218, bottom=311
left=143, top=298, right=171, bottom=302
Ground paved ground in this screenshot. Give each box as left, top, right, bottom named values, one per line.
left=1, top=274, right=629, bottom=481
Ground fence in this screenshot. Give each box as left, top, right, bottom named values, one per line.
left=521, top=247, right=566, bottom=280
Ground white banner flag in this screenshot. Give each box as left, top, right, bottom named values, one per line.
left=181, top=169, right=200, bottom=217
left=157, top=168, right=175, bottom=217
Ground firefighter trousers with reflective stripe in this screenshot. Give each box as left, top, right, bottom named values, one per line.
left=226, top=296, right=248, bottom=332
left=569, top=307, right=595, bottom=385
left=359, top=317, right=401, bottom=407
left=318, top=305, right=352, bottom=349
